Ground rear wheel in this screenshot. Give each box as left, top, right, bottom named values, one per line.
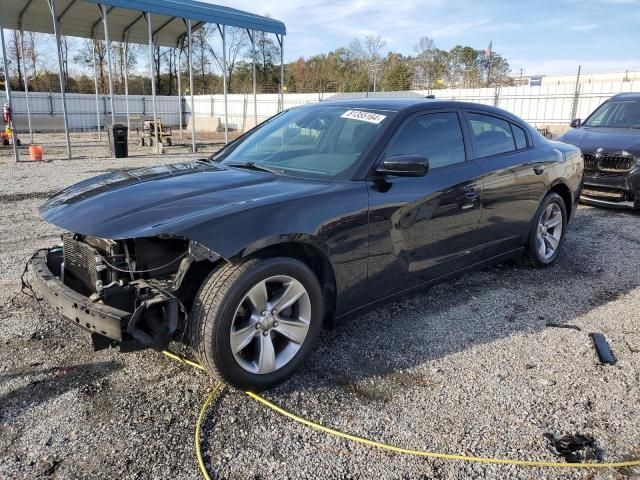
left=190, top=257, right=324, bottom=391
left=520, top=192, right=567, bottom=267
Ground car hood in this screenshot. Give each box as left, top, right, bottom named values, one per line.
left=557, top=127, right=640, bottom=154
left=40, top=161, right=331, bottom=241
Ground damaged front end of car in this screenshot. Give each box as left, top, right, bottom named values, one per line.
left=33, top=233, right=220, bottom=352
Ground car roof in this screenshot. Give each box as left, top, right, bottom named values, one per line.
left=298, top=97, right=526, bottom=123
left=610, top=92, right=640, bottom=101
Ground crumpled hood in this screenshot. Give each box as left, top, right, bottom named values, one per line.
left=40, top=161, right=329, bottom=240
left=558, top=127, right=640, bottom=155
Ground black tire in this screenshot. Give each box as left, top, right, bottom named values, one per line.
left=190, top=257, right=324, bottom=391
left=520, top=192, right=567, bottom=268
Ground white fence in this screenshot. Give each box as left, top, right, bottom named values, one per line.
left=4, top=80, right=639, bottom=133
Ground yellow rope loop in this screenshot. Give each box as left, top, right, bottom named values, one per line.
left=161, top=351, right=640, bottom=473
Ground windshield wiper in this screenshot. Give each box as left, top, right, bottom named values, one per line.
left=225, top=162, right=284, bottom=175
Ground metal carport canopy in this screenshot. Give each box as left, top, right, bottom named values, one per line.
left=3, top=0, right=286, bottom=46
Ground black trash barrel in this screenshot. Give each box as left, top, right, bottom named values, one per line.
left=111, top=124, right=128, bottom=158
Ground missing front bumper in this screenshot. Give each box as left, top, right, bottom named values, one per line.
left=32, top=249, right=180, bottom=350
left=32, top=250, right=128, bottom=341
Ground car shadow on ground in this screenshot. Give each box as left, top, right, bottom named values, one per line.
left=0, top=361, right=123, bottom=420
left=274, top=207, right=640, bottom=396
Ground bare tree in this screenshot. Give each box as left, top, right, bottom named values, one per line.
left=24, top=32, right=39, bottom=89
left=153, top=45, right=164, bottom=92
left=347, top=36, right=387, bottom=91
left=208, top=26, right=248, bottom=93
left=363, top=35, right=386, bottom=91
left=364, top=35, right=386, bottom=63
left=347, top=39, right=365, bottom=60
left=253, top=30, right=279, bottom=90
left=193, top=25, right=211, bottom=93
left=414, top=36, right=436, bottom=88
left=73, top=38, right=107, bottom=93
left=166, top=48, right=176, bottom=95
left=9, top=32, right=24, bottom=90
left=60, top=35, right=70, bottom=92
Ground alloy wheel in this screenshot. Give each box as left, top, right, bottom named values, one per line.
left=229, top=275, right=311, bottom=375
left=536, top=203, right=563, bottom=260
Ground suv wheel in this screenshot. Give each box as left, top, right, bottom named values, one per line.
left=521, top=192, right=567, bottom=267
left=190, top=257, right=323, bottom=391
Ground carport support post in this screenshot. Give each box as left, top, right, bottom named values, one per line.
left=177, top=48, right=183, bottom=139
left=218, top=24, right=228, bottom=144
left=91, top=39, right=102, bottom=141
left=146, top=13, right=160, bottom=153
left=249, top=29, right=257, bottom=126
left=100, top=4, right=116, bottom=129
left=47, top=0, right=71, bottom=159
left=19, top=25, right=33, bottom=144
left=277, top=33, right=284, bottom=112
left=123, top=40, right=130, bottom=139
left=0, top=23, right=19, bottom=162
left=187, top=19, right=196, bottom=153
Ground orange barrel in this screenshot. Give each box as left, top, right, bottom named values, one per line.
left=29, top=145, right=43, bottom=161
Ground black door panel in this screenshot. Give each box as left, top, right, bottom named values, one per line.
left=366, top=163, right=484, bottom=301
left=464, top=110, right=551, bottom=256
left=365, top=110, right=483, bottom=302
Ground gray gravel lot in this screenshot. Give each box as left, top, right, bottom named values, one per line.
left=1, top=150, right=639, bottom=480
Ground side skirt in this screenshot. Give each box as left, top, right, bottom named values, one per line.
left=333, top=247, right=525, bottom=323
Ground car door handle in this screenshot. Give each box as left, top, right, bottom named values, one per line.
left=533, top=166, right=545, bottom=175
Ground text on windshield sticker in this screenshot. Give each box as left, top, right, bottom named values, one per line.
left=341, top=110, right=387, bottom=124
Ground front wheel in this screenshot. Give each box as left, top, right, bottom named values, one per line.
left=190, top=257, right=324, bottom=391
left=520, top=192, right=567, bottom=268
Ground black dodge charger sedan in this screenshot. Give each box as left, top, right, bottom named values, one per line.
left=557, top=92, right=640, bottom=210
left=33, top=99, right=582, bottom=390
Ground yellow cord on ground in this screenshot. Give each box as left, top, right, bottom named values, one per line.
left=162, top=351, right=640, bottom=473
left=246, top=391, right=640, bottom=469
left=195, top=383, right=223, bottom=480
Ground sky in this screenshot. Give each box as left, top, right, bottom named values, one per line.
left=213, top=0, right=640, bottom=76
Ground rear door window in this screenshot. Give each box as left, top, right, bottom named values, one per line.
left=467, top=112, right=516, bottom=158
left=511, top=124, right=528, bottom=150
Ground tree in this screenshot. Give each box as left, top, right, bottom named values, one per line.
left=193, top=25, right=212, bottom=94
left=208, top=27, right=249, bottom=93
left=414, top=36, right=436, bottom=89
left=383, top=54, right=412, bottom=91
left=447, top=45, right=483, bottom=87
left=349, top=35, right=387, bottom=91
left=254, top=30, right=280, bottom=90
left=73, top=39, right=107, bottom=93
left=486, top=52, right=511, bottom=86
left=9, top=32, right=24, bottom=90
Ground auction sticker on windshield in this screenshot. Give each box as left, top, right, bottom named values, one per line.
left=341, top=110, right=387, bottom=124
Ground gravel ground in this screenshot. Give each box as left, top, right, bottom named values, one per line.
left=1, top=150, right=639, bottom=480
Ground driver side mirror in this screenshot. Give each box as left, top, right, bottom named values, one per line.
left=376, top=155, right=429, bottom=177
left=570, top=118, right=581, bottom=128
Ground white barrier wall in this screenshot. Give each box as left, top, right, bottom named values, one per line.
left=422, top=80, right=640, bottom=125
left=3, top=80, right=638, bottom=132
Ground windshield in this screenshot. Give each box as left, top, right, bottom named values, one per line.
left=214, top=106, right=394, bottom=179
left=584, top=100, right=640, bottom=128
